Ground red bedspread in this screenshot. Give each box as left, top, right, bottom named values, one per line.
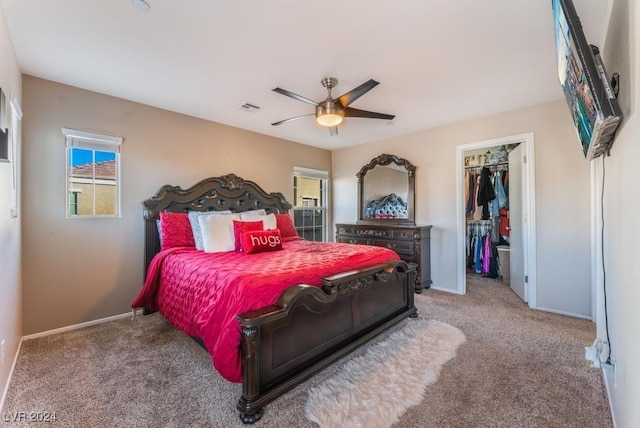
left=131, top=238, right=399, bottom=382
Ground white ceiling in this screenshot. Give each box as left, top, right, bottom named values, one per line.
left=1, top=0, right=610, bottom=150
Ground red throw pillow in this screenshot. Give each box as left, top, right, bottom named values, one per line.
left=275, top=213, right=298, bottom=238
left=233, top=220, right=264, bottom=251
left=242, top=229, right=283, bottom=254
left=159, top=211, right=195, bottom=249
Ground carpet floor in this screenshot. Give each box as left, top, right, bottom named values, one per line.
left=1, top=275, right=612, bottom=427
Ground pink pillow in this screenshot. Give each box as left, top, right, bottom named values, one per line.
left=275, top=213, right=298, bottom=238
left=233, top=220, right=264, bottom=251
left=159, top=212, right=195, bottom=249
left=242, top=229, right=283, bottom=254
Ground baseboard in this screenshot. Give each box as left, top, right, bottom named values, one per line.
left=22, top=309, right=144, bottom=341
left=602, top=366, right=618, bottom=427
left=0, top=337, right=23, bottom=413
left=2, top=310, right=145, bottom=412
left=533, top=305, right=591, bottom=320
left=428, top=286, right=465, bottom=295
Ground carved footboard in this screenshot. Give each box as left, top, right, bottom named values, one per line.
left=236, top=260, right=417, bottom=423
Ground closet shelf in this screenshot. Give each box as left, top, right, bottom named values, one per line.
left=464, top=161, right=509, bottom=171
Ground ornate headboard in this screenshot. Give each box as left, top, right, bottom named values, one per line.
left=364, top=193, right=408, bottom=219
left=142, top=174, right=292, bottom=275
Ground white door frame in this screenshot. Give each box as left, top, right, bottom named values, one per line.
left=455, top=132, right=538, bottom=308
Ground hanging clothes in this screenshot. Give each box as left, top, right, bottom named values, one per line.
left=502, top=171, right=509, bottom=209
left=465, top=172, right=476, bottom=215
left=476, top=167, right=496, bottom=220
left=473, top=176, right=483, bottom=220
left=467, top=220, right=494, bottom=274
left=494, top=170, right=508, bottom=208
left=482, top=235, right=491, bottom=274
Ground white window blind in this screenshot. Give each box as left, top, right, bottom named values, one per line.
left=293, top=166, right=329, bottom=180
left=62, top=127, right=122, bottom=152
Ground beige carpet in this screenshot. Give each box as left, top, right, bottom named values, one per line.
left=1, top=275, right=612, bottom=427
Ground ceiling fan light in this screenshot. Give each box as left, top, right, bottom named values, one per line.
left=316, top=113, right=343, bottom=127
left=315, top=105, right=344, bottom=127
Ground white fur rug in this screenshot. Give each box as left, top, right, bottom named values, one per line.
left=305, top=318, right=466, bottom=428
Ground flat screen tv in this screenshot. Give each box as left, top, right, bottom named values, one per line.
left=552, top=0, right=622, bottom=160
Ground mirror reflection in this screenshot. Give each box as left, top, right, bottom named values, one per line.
left=357, top=154, right=416, bottom=224
left=363, top=165, right=409, bottom=219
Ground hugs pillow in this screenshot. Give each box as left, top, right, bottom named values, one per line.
left=241, top=229, right=283, bottom=254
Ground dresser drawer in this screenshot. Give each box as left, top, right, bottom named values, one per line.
left=354, top=228, right=392, bottom=239
left=391, top=229, right=415, bottom=240
left=337, top=225, right=356, bottom=235
left=373, top=239, right=414, bottom=254
left=337, top=236, right=370, bottom=245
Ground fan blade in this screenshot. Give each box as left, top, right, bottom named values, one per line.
left=329, top=126, right=338, bottom=136
left=335, top=79, right=379, bottom=108
left=344, top=107, right=395, bottom=120
left=272, top=87, right=319, bottom=106
left=271, top=113, right=314, bottom=126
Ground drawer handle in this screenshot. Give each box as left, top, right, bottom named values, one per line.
left=349, top=239, right=358, bottom=244
left=386, top=243, right=397, bottom=249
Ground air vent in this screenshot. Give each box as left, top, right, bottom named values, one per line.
left=236, top=102, right=263, bottom=113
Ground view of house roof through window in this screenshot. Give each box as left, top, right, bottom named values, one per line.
left=63, top=128, right=123, bottom=217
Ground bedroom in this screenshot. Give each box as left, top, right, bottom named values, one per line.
left=0, top=1, right=638, bottom=427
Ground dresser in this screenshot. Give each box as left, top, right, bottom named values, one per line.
left=335, top=222, right=432, bottom=293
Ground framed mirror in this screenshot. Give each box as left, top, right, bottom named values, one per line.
left=357, top=153, right=416, bottom=224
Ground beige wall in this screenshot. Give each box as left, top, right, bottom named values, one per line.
left=0, top=3, right=22, bottom=409
left=333, top=99, right=593, bottom=317
left=598, top=0, right=639, bottom=426
left=21, top=76, right=331, bottom=335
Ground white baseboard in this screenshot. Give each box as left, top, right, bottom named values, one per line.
left=428, top=286, right=465, bottom=295
left=533, top=305, right=591, bottom=320
left=0, top=337, right=23, bottom=414
left=22, top=309, right=144, bottom=341
left=602, top=366, right=618, bottom=427
left=2, top=309, right=145, bottom=412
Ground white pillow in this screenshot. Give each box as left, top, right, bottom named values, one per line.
left=198, top=213, right=240, bottom=253
left=241, top=209, right=267, bottom=216
left=189, top=210, right=233, bottom=250
left=239, top=212, right=277, bottom=230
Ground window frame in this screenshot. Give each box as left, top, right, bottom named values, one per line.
left=293, top=166, right=329, bottom=242
left=9, top=96, right=22, bottom=218
left=63, top=127, right=123, bottom=218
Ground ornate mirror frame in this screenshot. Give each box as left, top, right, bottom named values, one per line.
left=357, top=153, right=416, bottom=225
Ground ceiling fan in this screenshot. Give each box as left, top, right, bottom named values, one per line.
left=271, top=77, right=395, bottom=136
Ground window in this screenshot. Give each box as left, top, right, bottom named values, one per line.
left=69, top=191, right=79, bottom=215
left=9, top=96, right=22, bottom=218
left=293, top=166, right=328, bottom=242
left=63, top=128, right=123, bottom=217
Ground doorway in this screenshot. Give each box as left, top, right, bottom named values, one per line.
left=455, top=133, right=537, bottom=308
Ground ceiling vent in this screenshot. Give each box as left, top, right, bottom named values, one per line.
left=236, top=102, right=263, bottom=113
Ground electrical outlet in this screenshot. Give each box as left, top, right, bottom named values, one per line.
left=0, top=339, right=5, bottom=367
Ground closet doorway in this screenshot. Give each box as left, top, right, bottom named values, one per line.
left=455, top=133, right=537, bottom=308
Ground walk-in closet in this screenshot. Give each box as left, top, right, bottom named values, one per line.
left=464, top=144, right=517, bottom=293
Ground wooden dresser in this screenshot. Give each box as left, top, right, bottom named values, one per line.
left=335, top=222, right=432, bottom=293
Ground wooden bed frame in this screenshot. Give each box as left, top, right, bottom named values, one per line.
left=142, top=174, right=417, bottom=423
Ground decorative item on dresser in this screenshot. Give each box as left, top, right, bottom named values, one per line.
left=336, top=153, right=433, bottom=293
left=336, top=222, right=431, bottom=293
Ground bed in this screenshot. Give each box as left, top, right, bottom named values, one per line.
left=132, top=174, right=417, bottom=423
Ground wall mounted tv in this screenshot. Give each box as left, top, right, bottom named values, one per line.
left=552, top=0, right=622, bottom=160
